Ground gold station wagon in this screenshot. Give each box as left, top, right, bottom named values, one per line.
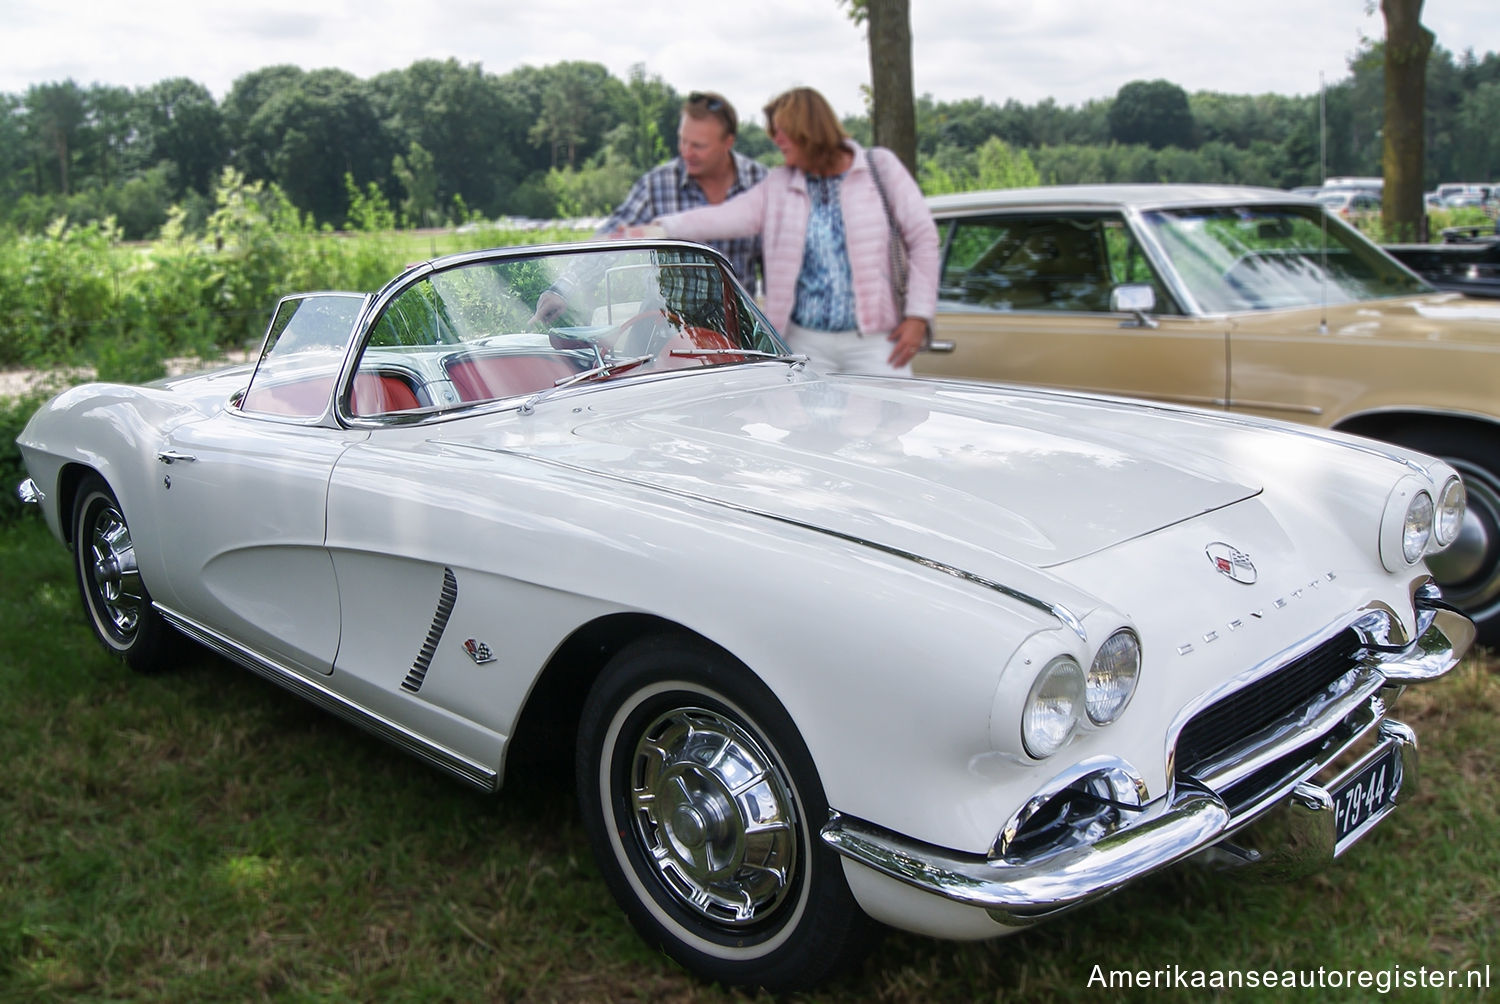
left=916, top=184, right=1500, bottom=644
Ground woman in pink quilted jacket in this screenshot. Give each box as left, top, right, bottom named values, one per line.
left=644, top=87, right=940, bottom=376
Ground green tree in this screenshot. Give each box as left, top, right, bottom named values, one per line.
left=609, top=64, right=676, bottom=173
left=368, top=59, right=524, bottom=218
left=392, top=141, right=438, bottom=227
left=135, top=78, right=227, bottom=196
left=1452, top=80, right=1500, bottom=180
left=241, top=69, right=394, bottom=225
left=222, top=65, right=307, bottom=181
left=525, top=62, right=623, bottom=170
left=23, top=80, right=87, bottom=194
left=79, top=84, right=138, bottom=188
left=1108, top=79, right=1196, bottom=150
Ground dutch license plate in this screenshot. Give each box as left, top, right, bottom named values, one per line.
left=1331, top=739, right=1402, bottom=854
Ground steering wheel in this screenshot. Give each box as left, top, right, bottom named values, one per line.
left=612, top=309, right=677, bottom=360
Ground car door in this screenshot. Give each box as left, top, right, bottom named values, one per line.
left=914, top=211, right=1229, bottom=410
left=154, top=412, right=364, bottom=675
left=151, top=293, right=369, bottom=677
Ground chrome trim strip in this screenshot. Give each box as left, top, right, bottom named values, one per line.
left=487, top=449, right=1090, bottom=641
left=821, top=606, right=1469, bottom=924
left=156, top=604, right=499, bottom=792
left=17, top=478, right=44, bottom=505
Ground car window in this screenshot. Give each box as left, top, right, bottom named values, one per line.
left=940, top=213, right=1177, bottom=314
left=239, top=293, right=365, bottom=419
left=1140, top=205, right=1430, bottom=312
left=347, top=246, right=784, bottom=418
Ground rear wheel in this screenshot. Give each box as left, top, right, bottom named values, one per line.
left=576, top=635, right=875, bottom=990
left=72, top=475, right=176, bottom=671
left=1392, top=429, right=1500, bottom=646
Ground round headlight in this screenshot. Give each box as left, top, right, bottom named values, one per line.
left=1435, top=476, right=1465, bottom=547
left=1381, top=478, right=1435, bottom=571
left=1022, top=657, right=1085, bottom=759
left=1402, top=490, right=1434, bottom=564
left=1087, top=629, right=1141, bottom=724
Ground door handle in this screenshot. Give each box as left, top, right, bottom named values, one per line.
left=156, top=450, right=197, bottom=464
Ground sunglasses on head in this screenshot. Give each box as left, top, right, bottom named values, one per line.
left=687, top=92, right=724, bottom=111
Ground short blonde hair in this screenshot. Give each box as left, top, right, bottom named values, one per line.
left=763, top=87, right=849, bottom=175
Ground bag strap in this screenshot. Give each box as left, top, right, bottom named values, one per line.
left=870, top=147, right=900, bottom=282
left=867, top=148, right=930, bottom=347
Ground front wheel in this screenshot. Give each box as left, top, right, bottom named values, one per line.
left=1392, top=429, right=1500, bottom=647
left=576, top=636, right=875, bottom=991
left=72, top=475, right=176, bottom=672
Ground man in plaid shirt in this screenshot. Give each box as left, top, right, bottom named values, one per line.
left=533, top=91, right=766, bottom=323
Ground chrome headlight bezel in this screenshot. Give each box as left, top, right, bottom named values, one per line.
left=1086, top=629, right=1141, bottom=725
left=1379, top=476, right=1434, bottom=571
left=1021, top=656, right=1085, bottom=759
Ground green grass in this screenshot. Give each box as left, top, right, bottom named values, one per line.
left=1, top=514, right=1495, bottom=1002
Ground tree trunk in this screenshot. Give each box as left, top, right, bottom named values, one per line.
left=865, top=0, right=918, bottom=174
left=1381, top=0, right=1433, bottom=242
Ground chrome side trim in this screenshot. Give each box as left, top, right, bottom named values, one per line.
left=156, top=604, right=499, bottom=792
left=486, top=449, right=1089, bottom=642
left=17, top=478, right=44, bottom=505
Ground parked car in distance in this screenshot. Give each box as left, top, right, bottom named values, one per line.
left=1313, top=187, right=1383, bottom=226
left=1441, top=192, right=1489, bottom=210
left=14, top=241, right=1476, bottom=990
left=918, top=184, right=1500, bottom=645
left=1435, top=182, right=1493, bottom=203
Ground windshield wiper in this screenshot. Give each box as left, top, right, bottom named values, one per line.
left=518, top=354, right=654, bottom=415
left=669, top=348, right=808, bottom=364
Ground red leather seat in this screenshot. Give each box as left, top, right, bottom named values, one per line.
left=445, top=354, right=583, bottom=402
left=351, top=372, right=421, bottom=416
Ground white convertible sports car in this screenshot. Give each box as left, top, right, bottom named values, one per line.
left=15, top=242, right=1476, bottom=990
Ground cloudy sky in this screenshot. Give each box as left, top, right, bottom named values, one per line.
left=4, top=0, right=1499, bottom=118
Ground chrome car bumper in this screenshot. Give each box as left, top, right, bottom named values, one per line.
left=821, top=606, right=1473, bottom=927
left=17, top=478, right=44, bottom=505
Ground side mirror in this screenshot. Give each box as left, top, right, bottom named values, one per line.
left=1110, top=284, right=1156, bottom=313
left=1110, top=283, right=1159, bottom=330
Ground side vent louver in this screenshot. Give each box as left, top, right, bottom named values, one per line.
left=402, top=567, right=458, bottom=693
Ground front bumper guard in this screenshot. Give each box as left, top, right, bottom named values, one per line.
left=820, top=606, right=1472, bottom=927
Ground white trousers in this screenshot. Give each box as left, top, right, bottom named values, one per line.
left=782, top=322, right=913, bottom=377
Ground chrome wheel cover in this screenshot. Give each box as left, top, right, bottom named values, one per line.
left=626, top=706, right=798, bottom=927
left=84, top=498, right=144, bottom=641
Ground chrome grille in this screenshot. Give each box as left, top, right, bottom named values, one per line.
left=1175, top=628, right=1363, bottom=777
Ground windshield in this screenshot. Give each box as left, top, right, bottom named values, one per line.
left=1138, top=204, right=1430, bottom=313
left=345, top=245, right=786, bottom=417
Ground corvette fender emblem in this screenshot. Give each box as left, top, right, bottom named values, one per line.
left=463, top=639, right=496, bottom=664
left=1206, top=542, right=1257, bottom=585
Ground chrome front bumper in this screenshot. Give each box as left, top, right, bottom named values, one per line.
left=821, top=606, right=1473, bottom=927
left=17, top=478, right=43, bottom=505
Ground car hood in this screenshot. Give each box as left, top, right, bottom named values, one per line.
left=483, top=373, right=1265, bottom=571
